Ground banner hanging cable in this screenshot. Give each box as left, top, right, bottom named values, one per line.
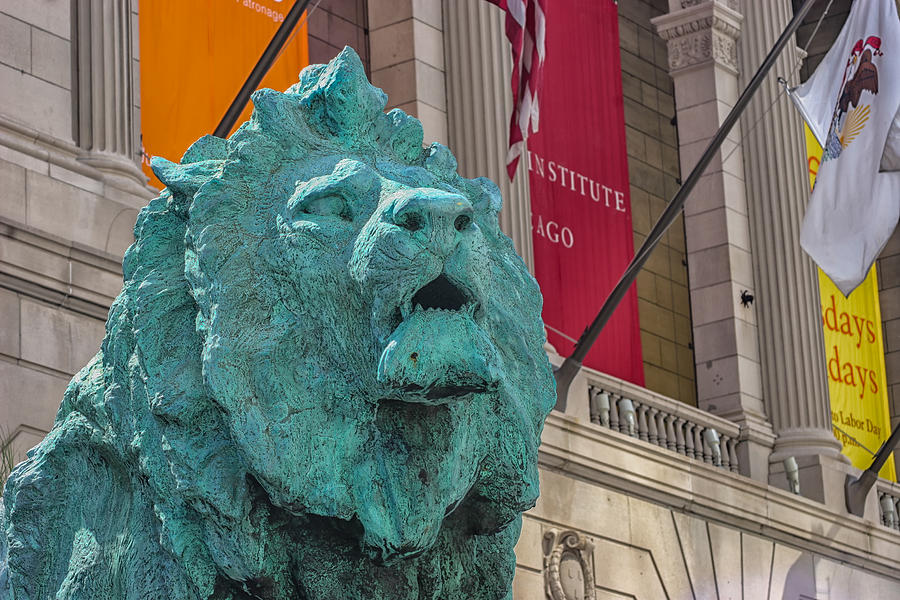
left=213, top=0, right=312, bottom=138
left=553, top=0, right=823, bottom=410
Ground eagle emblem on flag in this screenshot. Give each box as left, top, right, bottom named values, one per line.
left=790, top=0, right=900, bottom=296
left=825, top=36, right=883, bottom=161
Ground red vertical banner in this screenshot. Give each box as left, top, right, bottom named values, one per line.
left=527, top=0, right=643, bottom=384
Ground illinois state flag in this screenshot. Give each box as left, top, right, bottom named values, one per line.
left=791, top=0, right=900, bottom=296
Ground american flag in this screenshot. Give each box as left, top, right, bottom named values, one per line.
left=486, top=0, right=547, bottom=179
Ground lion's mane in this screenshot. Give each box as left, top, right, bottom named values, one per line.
left=0, top=48, right=555, bottom=600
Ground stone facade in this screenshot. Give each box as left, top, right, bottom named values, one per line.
left=516, top=413, right=900, bottom=599
left=2, top=0, right=900, bottom=598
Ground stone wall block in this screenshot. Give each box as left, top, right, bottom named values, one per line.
left=684, top=206, right=729, bottom=251
left=19, top=298, right=104, bottom=374
left=0, top=63, right=71, bottom=141
left=625, top=499, right=694, bottom=598
left=532, top=470, right=631, bottom=543
left=410, top=100, right=447, bottom=145
left=513, top=516, right=543, bottom=571
left=709, top=522, right=742, bottom=599
left=372, top=60, right=417, bottom=107
left=693, top=318, right=738, bottom=363
left=19, top=298, right=72, bottom=373
left=324, top=10, right=360, bottom=50
left=0, top=288, right=20, bottom=357
left=369, top=20, right=415, bottom=71
left=411, top=19, right=444, bottom=71
left=690, top=281, right=754, bottom=327
left=366, top=0, right=412, bottom=30
left=671, top=512, right=718, bottom=600
left=0, top=0, right=70, bottom=39
left=25, top=171, right=132, bottom=251
left=31, top=28, right=70, bottom=89
left=689, top=243, right=752, bottom=290
left=0, top=361, right=69, bottom=433
left=411, top=0, right=441, bottom=30
left=510, top=569, right=544, bottom=600
left=414, top=60, right=446, bottom=111
left=0, top=160, right=27, bottom=222
left=0, top=12, right=31, bottom=71
left=0, top=236, right=69, bottom=287
left=591, top=538, right=668, bottom=598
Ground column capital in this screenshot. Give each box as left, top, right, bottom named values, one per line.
left=653, top=1, right=743, bottom=75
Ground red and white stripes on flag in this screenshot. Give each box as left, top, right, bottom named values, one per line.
left=486, top=0, right=546, bottom=179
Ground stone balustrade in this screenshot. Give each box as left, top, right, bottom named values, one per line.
left=585, top=371, right=741, bottom=473
left=584, top=370, right=900, bottom=536
left=877, top=480, right=900, bottom=531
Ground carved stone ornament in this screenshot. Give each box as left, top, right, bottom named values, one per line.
left=655, top=2, right=742, bottom=73
left=543, top=529, right=596, bottom=600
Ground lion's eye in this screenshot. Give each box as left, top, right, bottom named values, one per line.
left=296, top=195, right=352, bottom=221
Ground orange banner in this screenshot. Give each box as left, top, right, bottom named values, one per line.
left=806, top=125, right=896, bottom=481
left=139, top=0, right=309, bottom=188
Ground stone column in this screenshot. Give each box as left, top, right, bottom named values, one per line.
left=442, top=0, right=534, bottom=272
left=736, top=0, right=844, bottom=485
left=71, top=0, right=147, bottom=197
left=653, top=0, right=775, bottom=481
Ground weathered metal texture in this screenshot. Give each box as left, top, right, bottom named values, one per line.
left=0, top=48, right=555, bottom=600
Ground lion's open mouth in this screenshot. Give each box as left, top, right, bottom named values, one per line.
left=377, top=273, right=500, bottom=404
left=411, top=274, right=470, bottom=312
left=391, top=274, right=479, bottom=327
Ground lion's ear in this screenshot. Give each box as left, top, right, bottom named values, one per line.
left=250, top=89, right=302, bottom=139
left=150, top=156, right=182, bottom=188
left=151, top=157, right=223, bottom=202
left=181, top=135, right=227, bottom=163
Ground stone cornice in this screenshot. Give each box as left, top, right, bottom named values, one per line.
left=0, top=217, right=123, bottom=320
left=538, top=413, right=900, bottom=582
left=652, top=1, right=743, bottom=74
left=681, top=0, right=739, bottom=10
left=0, top=114, right=155, bottom=206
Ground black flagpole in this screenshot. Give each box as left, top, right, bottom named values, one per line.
left=846, top=422, right=900, bottom=515
left=554, top=0, right=822, bottom=410
left=213, top=0, right=312, bottom=138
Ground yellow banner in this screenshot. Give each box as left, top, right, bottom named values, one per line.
left=805, top=125, right=896, bottom=480
left=139, top=0, right=310, bottom=189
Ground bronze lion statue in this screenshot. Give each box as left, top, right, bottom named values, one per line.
left=0, top=47, right=555, bottom=600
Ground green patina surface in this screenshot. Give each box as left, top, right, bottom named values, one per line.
left=0, top=48, right=555, bottom=599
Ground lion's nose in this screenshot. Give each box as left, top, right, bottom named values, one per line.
left=392, top=191, right=474, bottom=255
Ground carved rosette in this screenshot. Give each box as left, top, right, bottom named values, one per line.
left=543, top=529, right=596, bottom=600
left=654, top=1, right=742, bottom=74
